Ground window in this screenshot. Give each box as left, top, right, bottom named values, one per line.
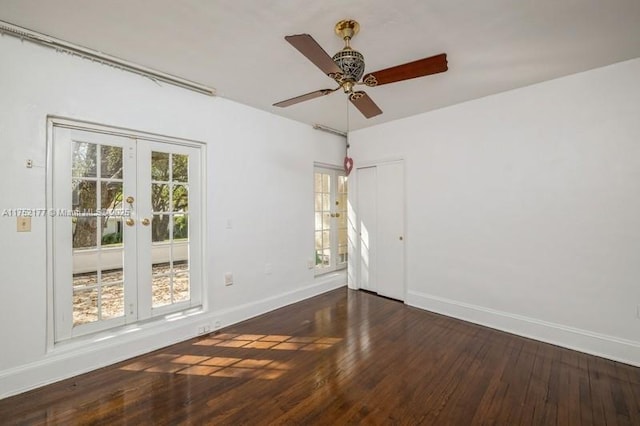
left=51, top=124, right=203, bottom=341
left=314, top=167, right=348, bottom=274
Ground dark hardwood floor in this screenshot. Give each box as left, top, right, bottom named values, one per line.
left=2, top=288, right=640, bottom=425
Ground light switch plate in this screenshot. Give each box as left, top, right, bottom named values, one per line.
left=17, top=216, right=31, bottom=232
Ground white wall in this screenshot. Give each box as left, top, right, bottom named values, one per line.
left=0, top=36, right=346, bottom=398
left=349, top=58, right=640, bottom=365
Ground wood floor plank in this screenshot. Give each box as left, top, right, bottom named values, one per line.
left=1, top=288, right=639, bottom=425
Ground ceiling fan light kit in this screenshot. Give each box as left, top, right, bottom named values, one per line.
left=274, top=19, right=448, bottom=119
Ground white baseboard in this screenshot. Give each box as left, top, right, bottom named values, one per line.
left=406, top=290, right=640, bottom=367
left=0, top=276, right=345, bottom=399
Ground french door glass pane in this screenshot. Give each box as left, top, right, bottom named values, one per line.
left=337, top=175, right=348, bottom=266
left=151, top=150, right=191, bottom=309
left=151, top=151, right=170, bottom=180
left=174, top=272, right=190, bottom=302
left=100, top=145, right=123, bottom=179
left=314, top=169, right=348, bottom=272
left=71, top=141, right=125, bottom=327
left=72, top=142, right=97, bottom=178
left=172, top=154, right=189, bottom=182
left=102, top=284, right=125, bottom=320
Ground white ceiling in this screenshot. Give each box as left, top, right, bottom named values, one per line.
left=1, top=0, right=640, bottom=132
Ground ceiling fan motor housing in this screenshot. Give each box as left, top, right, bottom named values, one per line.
left=332, top=49, right=365, bottom=84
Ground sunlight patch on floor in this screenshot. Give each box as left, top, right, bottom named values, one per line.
left=192, top=333, right=341, bottom=352
left=119, top=333, right=342, bottom=380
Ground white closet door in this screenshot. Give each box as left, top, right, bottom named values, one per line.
left=357, top=166, right=377, bottom=293
left=356, top=161, right=405, bottom=301
left=376, top=161, right=405, bottom=301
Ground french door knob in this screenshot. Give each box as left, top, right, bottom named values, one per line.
left=141, top=218, right=150, bottom=226
left=125, top=218, right=135, bottom=227
left=125, top=196, right=135, bottom=204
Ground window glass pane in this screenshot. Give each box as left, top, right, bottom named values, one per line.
left=173, top=185, right=188, bottom=212
left=101, top=218, right=123, bottom=247
left=151, top=184, right=170, bottom=212
left=322, top=249, right=331, bottom=266
left=322, top=212, right=331, bottom=229
left=314, top=173, right=323, bottom=193
left=73, top=271, right=98, bottom=289
left=100, top=145, right=123, bottom=179
left=338, top=194, right=348, bottom=209
left=73, top=217, right=97, bottom=249
left=314, top=194, right=323, bottom=211
left=101, top=248, right=124, bottom=284
left=73, top=288, right=98, bottom=325
left=101, top=182, right=123, bottom=211
left=322, top=174, right=330, bottom=193
left=322, top=230, right=330, bottom=249
left=174, top=272, right=190, bottom=302
left=338, top=176, right=347, bottom=193
left=174, top=257, right=189, bottom=274
left=72, top=142, right=97, bottom=178
left=101, top=284, right=124, bottom=320
left=173, top=154, right=188, bottom=182
left=315, top=231, right=323, bottom=250
left=151, top=151, right=170, bottom=181
left=315, top=212, right=322, bottom=231
left=173, top=214, right=188, bottom=240
left=73, top=180, right=97, bottom=213
left=152, top=274, right=172, bottom=308
left=152, top=214, right=171, bottom=243
left=322, top=194, right=330, bottom=211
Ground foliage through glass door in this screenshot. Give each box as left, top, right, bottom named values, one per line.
left=314, top=168, right=348, bottom=273
left=53, top=126, right=202, bottom=342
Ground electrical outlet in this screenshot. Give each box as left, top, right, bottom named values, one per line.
left=307, top=258, right=314, bottom=269
left=197, top=324, right=212, bottom=335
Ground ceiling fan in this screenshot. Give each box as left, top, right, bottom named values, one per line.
left=273, top=19, right=448, bottom=119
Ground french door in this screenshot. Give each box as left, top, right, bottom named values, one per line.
left=314, top=167, right=348, bottom=274
left=52, top=126, right=202, bottom=341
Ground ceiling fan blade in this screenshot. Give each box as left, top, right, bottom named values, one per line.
left=350, top=91, right=383, bottom=119
left=273, top=89, right=335, bottom=108
left=285, top=34, right=342, bottom=77
left=364, top=53, right=448, bottom=86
